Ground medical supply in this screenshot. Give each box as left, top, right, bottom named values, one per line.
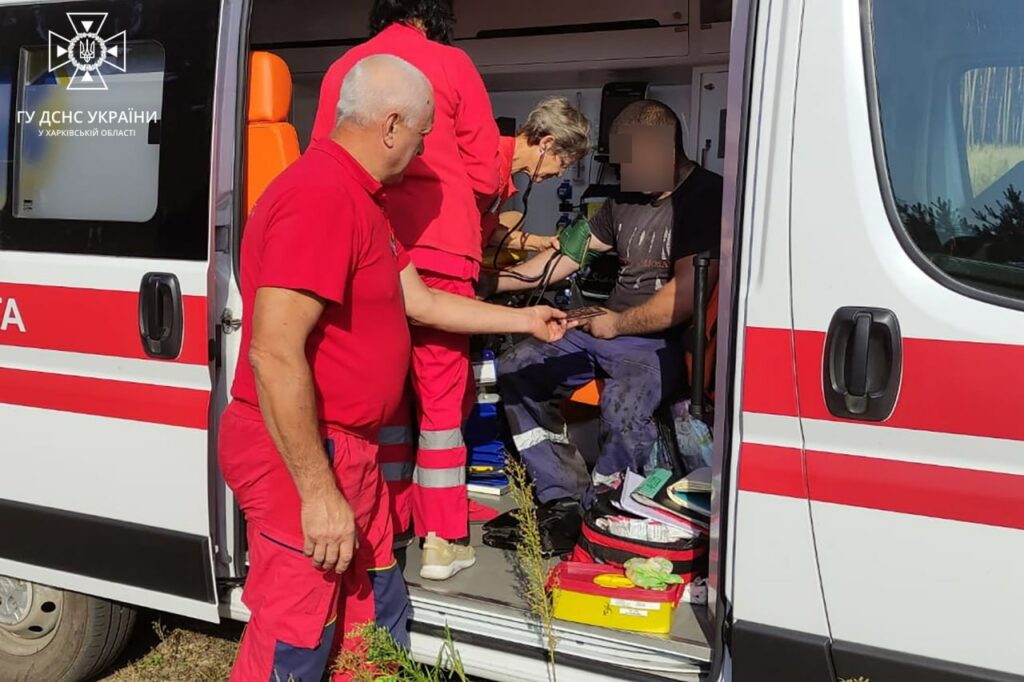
left=573, top=490, right=708, bottom=582
left=557, top=216, right=599, bottom=267
left=548, top=562, right=683, bottom=634
left=623, top=557, right=684, bottom=591
left=594, top=515, right=691, bottom=544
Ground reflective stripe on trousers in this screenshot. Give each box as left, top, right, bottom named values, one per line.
left=512, top=426, right=571, bottom=452
left=414, top=428, right=466, bottom=488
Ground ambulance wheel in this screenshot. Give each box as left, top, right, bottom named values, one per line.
left=0, top=577, right=137, bottom=681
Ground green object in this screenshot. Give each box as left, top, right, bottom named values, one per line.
left=557, top=216, right=600, bottom=267
left=624, top=557, right=685, bottom=591
left=634, top=468, right=673, bottom=500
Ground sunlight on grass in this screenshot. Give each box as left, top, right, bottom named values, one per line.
left=966, top=144, right=1024, bottom=196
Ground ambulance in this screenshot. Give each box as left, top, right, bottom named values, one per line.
left=1, top=0, right=1022, bottom=680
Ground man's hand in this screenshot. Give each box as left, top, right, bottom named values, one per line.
left=522, top=305, right=572, bottom=342
left=580, top=308, right=620, bottom=340
left=301, top=485, right=357, bottom=573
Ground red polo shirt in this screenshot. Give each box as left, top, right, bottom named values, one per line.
left=311, top=23, right=500, bottom=279
left=481, top=136, right=519, bottom=246
left=231, top=139, right=412, bottom=439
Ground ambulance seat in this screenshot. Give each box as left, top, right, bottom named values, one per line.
left=246, top=51, right=300, bottom=218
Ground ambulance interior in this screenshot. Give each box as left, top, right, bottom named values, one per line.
left=244, top=1, right=733, bottom=677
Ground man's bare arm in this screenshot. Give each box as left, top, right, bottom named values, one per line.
left=400, top=264, right=570, bottom=341
left=248, top=287, right=356, bottom=573
left=584, top=257, right=720, bottom=338
left=490, top=232, right=614, bottom=294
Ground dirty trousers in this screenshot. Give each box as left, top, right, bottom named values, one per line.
left=497, top=329, right=684, bottom=504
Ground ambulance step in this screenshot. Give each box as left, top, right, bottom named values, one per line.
left=407, top=587, right=709, bottom=679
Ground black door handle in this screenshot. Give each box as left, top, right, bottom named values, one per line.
left=847, top=312, right=872, bottom=397
left=139, top=273, right=183, bottom=359
left=823, top=307, right=902, bottom=421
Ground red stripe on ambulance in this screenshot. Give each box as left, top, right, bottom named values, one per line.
left=0, top=367, right=209, bottom=429
left=0, top=283, right=208, bottom=365
left=739, top=443, right=1024, bottom=530
left=743, top=326, right=1024, bottom=442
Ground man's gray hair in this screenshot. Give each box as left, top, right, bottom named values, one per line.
left=336, top=54, right=433, bottom=126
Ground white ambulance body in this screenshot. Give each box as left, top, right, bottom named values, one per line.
left=0, top=0, right=1022, bottom=680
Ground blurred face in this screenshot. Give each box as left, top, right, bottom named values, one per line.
left=609, top=124, right=677, bottom=194
left=381, top=97, right=434, bottom=184
left=525, top=135, right=574, bottom=183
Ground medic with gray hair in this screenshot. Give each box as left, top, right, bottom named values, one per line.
left=483, top=96, right=593, bottom=254
left=219, top=55, right=568, bottom=682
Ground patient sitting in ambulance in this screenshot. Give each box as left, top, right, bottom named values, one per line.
left=489, top=100, right=723, bottom=551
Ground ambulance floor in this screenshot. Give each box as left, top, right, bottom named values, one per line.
left=400, top=493, right=713, bottom=663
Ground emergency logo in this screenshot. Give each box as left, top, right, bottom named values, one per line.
left=48, top=13, right=127, bottom=91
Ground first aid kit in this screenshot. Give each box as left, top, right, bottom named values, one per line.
left=548, top=562, right=683, bottom=634
left=573, top=491, right=708, bottom=582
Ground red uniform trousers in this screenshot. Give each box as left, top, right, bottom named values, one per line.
left=378, top=389, right=415, bottom=536
left=218, top=401, right=410, bottom=682
left=410, top=271, right=476, bottom=540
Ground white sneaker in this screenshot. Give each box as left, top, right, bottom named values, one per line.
left=419, top=532, right=476, bottom=581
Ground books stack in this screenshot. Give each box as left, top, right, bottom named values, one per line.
left=619, top=468, right=712, bottom=538
left=465, top=391, right=509, bottom=496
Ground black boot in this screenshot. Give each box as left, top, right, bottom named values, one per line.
left=482, top=498, right=583, bottom=557
left=536, top=498, right=584, bottom=557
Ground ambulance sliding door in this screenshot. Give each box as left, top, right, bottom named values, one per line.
left=789, top=1, right=1024, bottom=678
left=0, top=0, right=223, bottom=621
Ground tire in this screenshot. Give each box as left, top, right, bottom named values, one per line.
left=0, top=578, right=137, bottom=682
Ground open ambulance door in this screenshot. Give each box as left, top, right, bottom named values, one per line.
left=0, top=0, right=226, bottom=622
left=786, top=1, right=1024, bottom=679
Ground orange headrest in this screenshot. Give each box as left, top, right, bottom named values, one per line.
left=248, top=51, right=292, bottom=123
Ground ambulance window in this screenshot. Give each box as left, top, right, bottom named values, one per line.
left=0, top=1, right=218, bottom=260
left=870, top=0, right=1024, bottom=305
left=13, top=42, right=165, bottom=223
left=962, top=66, right=1024, bottom=200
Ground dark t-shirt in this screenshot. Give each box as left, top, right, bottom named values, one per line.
left=590, top=167, right=723, bottom=313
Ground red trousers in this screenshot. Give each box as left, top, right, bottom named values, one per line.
left=379, top=389, right=414, bottom=535
left=218, top=401, right=409, bottom=682
left=409, top=271, right=475, bottom=540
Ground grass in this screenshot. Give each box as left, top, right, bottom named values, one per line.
left=967, top=144, right=1024, bottom=196
left=333, top=623, right=468, bottom=682
left=99, top=615, right=242, bottom=681
left=505, top=456, right=559, bottom=682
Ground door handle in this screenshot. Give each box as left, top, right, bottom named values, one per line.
left=139, top=273, right=183, bottom=359
left=846, top=312, right=872, bottom=397
left=823, top=307, right=902, bottom=421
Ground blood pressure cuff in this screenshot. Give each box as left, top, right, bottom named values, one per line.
left=558, top=217, right=601, bottom=268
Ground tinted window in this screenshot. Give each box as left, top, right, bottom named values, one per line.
left=14, top=41, right=165, bottom=223
left=871, top=0, right=1024, bottom=303
left=0, top=0, right=219, bottom=260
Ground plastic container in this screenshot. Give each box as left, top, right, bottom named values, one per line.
left=547, top=562, right=683, bottom=634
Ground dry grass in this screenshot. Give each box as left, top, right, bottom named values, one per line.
left=99, top=615, right=242, bottom=681
left=505, top=457, right=558, bottom=682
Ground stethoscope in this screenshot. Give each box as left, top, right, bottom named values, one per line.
left=492, top=146, right=548, bottom=265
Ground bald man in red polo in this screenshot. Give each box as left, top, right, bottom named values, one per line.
left=221, top=55, right=567, bottom=682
